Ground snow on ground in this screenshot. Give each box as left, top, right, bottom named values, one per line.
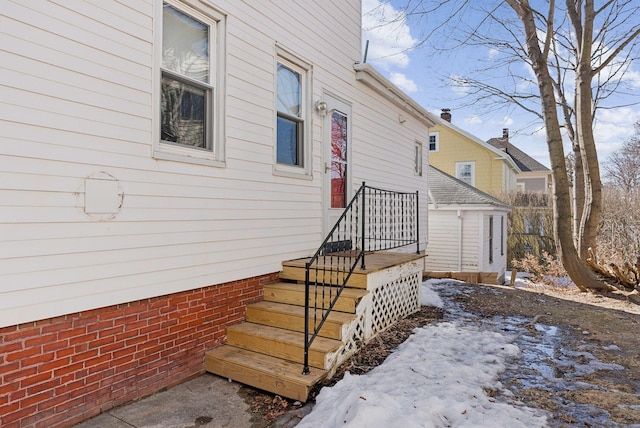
left=297, top=280, right=548, bottom=428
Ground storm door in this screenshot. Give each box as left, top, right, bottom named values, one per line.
left=322, top=93, right=352, bottom=237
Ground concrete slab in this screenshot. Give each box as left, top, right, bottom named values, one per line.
left=74, top=374, right=255, bottom=428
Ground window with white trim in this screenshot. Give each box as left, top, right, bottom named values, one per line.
left=155, top=1, right=225, bottom=165
left=456, top=161, right=475, bottom=186
left=275, top=50, right=311, bottom=176
left=414, top=141, right=423, bottom=176
left=428, top=132, right=439, bottom=151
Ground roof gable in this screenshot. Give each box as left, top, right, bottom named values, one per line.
left=433, top=120, right=521, bottom=173
left=486, top=138, right=550, bottom=172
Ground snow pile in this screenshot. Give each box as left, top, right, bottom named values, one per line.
left=298, top=282, right=548, bottom=428
left=420, top=280, right=444, bottom=308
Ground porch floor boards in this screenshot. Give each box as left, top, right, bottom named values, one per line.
left=283, top=251, right=425, bottom=274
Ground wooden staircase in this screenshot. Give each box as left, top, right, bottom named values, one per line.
left=204, top=260, right=368, bottom=402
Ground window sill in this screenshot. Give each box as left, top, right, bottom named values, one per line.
left=154, top=146, right=226, bottom=168
left=273, top=164, right=313, bottom=180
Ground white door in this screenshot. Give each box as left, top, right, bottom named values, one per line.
left=322, top=93, right=352, bottom=236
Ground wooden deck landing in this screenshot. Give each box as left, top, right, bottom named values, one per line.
left=283, top=251, right=425, bottom=273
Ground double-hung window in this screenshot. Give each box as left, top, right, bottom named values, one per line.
left=275, top=49, right=311, bottom=177
left=456, top=161, right=475, bottom=186
left=428, top=132, right=439, bottom=152
left=276, top=62, right=303, bottom=166
left=156, top=1, right=225, bottom=165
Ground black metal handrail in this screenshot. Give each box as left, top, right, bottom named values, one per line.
left=302, top=182, right=419, bottom=374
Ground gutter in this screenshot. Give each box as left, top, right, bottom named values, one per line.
left=353, top=63, right=439, bottom=128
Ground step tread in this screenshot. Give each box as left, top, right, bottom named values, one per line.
left=205, top=345, right=326, bottom=386
left=227, top=322, right=342, bottom=353
left=265, top=282, right=368, bottom=298
left=204, top=345, right=326, bottom=402
left=249, top=301, right=356, bottom=324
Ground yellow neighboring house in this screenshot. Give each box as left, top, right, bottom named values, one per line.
left=429, top=109, right=521, bottom=194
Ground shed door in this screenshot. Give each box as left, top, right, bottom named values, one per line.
left=322, top=93, right=352, bottom=236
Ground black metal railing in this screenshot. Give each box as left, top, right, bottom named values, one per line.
left=302, top=182, right=419, bottom=374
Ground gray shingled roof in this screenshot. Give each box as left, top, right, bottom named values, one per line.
left=427, top=166, right=511, bottom=208
left=486, top=138, right=550, bottom=172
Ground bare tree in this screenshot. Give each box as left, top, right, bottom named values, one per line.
left=378, top=0, right=640, bottom=291
left=604, top=122, right=640, bottom=191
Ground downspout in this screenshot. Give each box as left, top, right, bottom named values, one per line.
left=457, top=210, right=463, bottom=271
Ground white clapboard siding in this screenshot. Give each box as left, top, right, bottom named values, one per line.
left=0, top=0, right=430, bottom=327
left=426, top=209, right=481, bottom=271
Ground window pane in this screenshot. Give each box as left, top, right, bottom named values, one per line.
left=277, top=115, right=299, bottom=165
left=331, top=111, right=348, bottom=208
left=163, top=4, right=209, bottom=83
left=161, top=74, right=207, bottom=148
left=331, top=112, right=347, bottom=162
left=331, top=164, right=347, bottom=208
left=277, top=64, right=301, bottom=117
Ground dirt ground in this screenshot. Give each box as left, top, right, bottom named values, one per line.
left=246, top=282, right=640, bottom=427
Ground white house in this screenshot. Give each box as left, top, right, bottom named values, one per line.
left=0, top=1, right=437, bottom=425
left=426, top=166, right=511, bottom=284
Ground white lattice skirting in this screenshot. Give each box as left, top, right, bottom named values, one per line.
left=331, top=257, right=424, bottom=375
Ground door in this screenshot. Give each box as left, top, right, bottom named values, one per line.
left=322, top=93, right=352, bottom=236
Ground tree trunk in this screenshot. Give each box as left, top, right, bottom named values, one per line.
left=572, top=143, right=584, bottom=249
left=571, top=0, right=602, bottom=261
left=506, top=0, right=608, bottom=291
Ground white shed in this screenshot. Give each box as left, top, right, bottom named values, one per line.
left=426, top=166, right=511, bottom=283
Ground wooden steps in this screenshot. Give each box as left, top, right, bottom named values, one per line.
left=226, top=322, right=342, bottom=369
left=246, top=300, right=354, bottom=340
left=263, top=282, right=367, bottom=314
left=204, top=346, right=326, bottom=402
left=205, top=251, right=422, bottom=401
left=205, top=275, right=366, bottom=401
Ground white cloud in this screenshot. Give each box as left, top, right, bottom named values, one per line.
left=621, top=68, right=640, bottom=90
left=450, top=74, right=471, bottom=96
left=362, top=0, right=417, bottom=70
left=389, top=72, right=418, bottom=93
left=464, top=115, right=483, bottom=125
left=502, top=116, right=514, bottom=126
left=488, top=48, right=499, bottom=60
left=594, top=107, right=640, bottom=161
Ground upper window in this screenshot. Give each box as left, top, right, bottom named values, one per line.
left=156, top=1, right=225, bottom=165
left=274, top=49, right=311, bottom=177
left=456, top=161, right=475, bottom=186
left=428, top=132, right=439, bottom=152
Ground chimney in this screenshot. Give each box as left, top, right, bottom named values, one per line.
left=440, top=108, right=451, bottom=123
left=502, top=128, right=509, bottom=141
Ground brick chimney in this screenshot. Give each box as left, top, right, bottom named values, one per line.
left=502, top=128, right=509, bottom=141
left=440, top=108, right=451, bottom=123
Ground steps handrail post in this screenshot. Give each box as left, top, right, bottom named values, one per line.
left=416, top=190, right=420, bottom=254
left=361, top=181, right=366, bottom=270
left=303, top=262, right=311, bottom=375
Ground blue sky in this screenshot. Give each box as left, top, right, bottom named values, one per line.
left=361, top=0, right=640, bottom=168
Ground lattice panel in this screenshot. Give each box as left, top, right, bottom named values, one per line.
left=340, top=312, right=366, bottom=358
left=370, top=273, right=420, bottom=336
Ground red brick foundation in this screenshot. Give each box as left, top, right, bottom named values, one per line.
left=0, top=272, right=279, bottom=428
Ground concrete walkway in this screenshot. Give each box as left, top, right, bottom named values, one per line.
left=74, top=374, right=257, bottom=428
